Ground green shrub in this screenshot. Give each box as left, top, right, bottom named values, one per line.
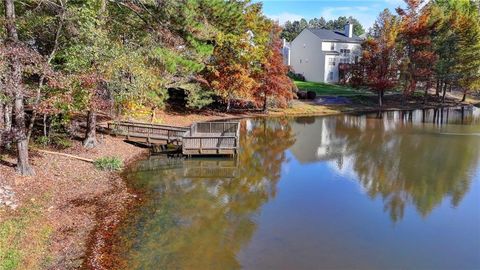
left=94, top=156, right=123, bottom=171
left=35, top=136, right=50, bottom=147
left=287, top=71, right=306, bottom=81
left=51, top=135, right=73, bottom=149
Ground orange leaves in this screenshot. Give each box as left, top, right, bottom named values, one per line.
left=253, top=24, right=294, bottom=108
left=396, top=0, right=437, bottom=92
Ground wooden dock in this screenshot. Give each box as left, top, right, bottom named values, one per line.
left=107, top=120, right=240, bottom=156
left=182, top=122, right=240, bottom=156
left=107, top=121, right=189, bottom=145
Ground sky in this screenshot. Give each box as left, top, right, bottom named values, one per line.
left=255, top=0, right=406, bottom=30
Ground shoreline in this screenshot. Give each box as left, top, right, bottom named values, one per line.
left=0, top=98, right=476, bottom=269
left=83, top=98, right=477, bottom=269
left=83, top=152, right=147, bottom=270
left=148, top=98, right=476, bottom=127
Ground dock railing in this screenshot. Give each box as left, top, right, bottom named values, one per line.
left=108, top=121, right=189, bottom=143
left=182, top=122, right=240, bottom=156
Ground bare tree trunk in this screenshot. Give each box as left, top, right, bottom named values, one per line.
left=4, top=103, right=12, bottom=132
left=13, top=79, right=34, bottom=175
left=378, top=91, right=383, bottom=107
left=435, top=79, right=440, bottom=96
left=263, top=93, right=268, bottom=112
left=226, top=99, right=231, bottom=112
left=4, top=103, right=12, bottom=148
left=13, top=62, right=34, bottom=176
left=150, top=107, right=156, bottom=123
left=462, top=90, right=467, bottom=102
left=43, top=114, right=47, bottom=137
left=5, top=0, right=34, bottom=175
left=83, top=109, right=98, bottom=148
left=0, top=103, right=4, bottom=129
left=442, top=83, right=448, bottom=104
left=4, top=0, right=17, bottom=39
left=423, top=81, right=431, bottom=105
left=423, top=86, right=428, bottom=104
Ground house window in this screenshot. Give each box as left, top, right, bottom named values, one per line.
left=328, top=58, right=336, bottom=66
left=330, top=43, right=335, bottom=51
left=340, top=58, right=350, bottom=64
left=340, top=49, right=351, bottom=56
left=328, top=72, right=334, bottom=81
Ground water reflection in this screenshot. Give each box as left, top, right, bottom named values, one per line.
left=113, top=118, right=295, bottom=269
left=291, top=107, right=480, bottom=222
left=112, top=107, right=480, bottom=269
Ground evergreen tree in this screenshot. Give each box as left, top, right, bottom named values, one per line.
left=281, top=16, right=365, bottom=41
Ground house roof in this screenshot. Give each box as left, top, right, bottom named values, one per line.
left=307, top=28, right=363, bottom=43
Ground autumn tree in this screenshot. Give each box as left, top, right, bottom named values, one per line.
left=359, top=9, right=401, bottom=106
left=205, top=2, right=269, bottom=111
left=254, top=24, right=294, bottom=111
left=396, top=0, right=438, bottom=100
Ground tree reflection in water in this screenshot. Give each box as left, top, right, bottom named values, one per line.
left=328, top=108, right=480, bottom=222
left=111, top=118, right=295, bottom=269
left=109, top=109, right=480, bottom=269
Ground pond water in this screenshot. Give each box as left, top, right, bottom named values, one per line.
left=112, top=107, right=480, bottom=270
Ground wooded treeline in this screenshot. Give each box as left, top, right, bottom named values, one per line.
left=349, top=0, right=480, bottom=106
left=0, top=0, right=294, bottom=175
left=281, top=16, right=365, bottom=41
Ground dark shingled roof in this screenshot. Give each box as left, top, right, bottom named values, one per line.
left=307, top=28, right=363, bottom=43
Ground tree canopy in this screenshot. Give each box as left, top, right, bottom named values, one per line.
left=0, top=0, right=295, bottom=175
left=281, top=16, right=365, bottom=41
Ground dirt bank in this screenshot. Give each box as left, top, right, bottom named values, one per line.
left=0, top=137, right=147, bottom=269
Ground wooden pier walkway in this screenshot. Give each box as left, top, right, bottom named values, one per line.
left=107, top=120, right=240, bottom=156
left=108, top=121, right=189, bottom=144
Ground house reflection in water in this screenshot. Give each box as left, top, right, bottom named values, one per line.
left=288, top=108, right=480, bottom=222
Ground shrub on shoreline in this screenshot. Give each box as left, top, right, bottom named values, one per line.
left=94, top=157, right=123, bottom=171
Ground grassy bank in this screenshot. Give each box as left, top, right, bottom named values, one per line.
left=0, top=200, right=52, bottom=270
left=294, top=80, right=371, bottom=96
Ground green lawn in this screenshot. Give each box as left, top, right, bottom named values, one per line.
left=294, top=80, right=371, bottom=97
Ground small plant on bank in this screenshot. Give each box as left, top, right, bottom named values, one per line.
left=94, top=156, right=123, bottom=171
left=34, top=136, right=50, bottom=147
left=50, top=134, right=73, bottom=149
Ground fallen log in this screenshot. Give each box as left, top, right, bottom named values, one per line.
left=34, top=149, right=94, bottom=163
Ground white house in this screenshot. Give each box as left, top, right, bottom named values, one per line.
left=288, top=24, right=363, bottom=83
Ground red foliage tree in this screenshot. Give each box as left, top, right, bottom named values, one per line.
left=361, top=40, right=398, bottom=106
left=254, top=24, right=295, bottom=111
left=396, top=0, right=438, bottom=99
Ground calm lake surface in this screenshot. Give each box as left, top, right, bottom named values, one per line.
left=113, top=107, right=480, bottom=270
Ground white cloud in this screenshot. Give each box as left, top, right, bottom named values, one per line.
left=266, top=12, right=304, bottom=25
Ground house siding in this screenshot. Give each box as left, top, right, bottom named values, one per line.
left=290, top=30, right=325, bottom=83
left=290, top=29, right=362, bottom=83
